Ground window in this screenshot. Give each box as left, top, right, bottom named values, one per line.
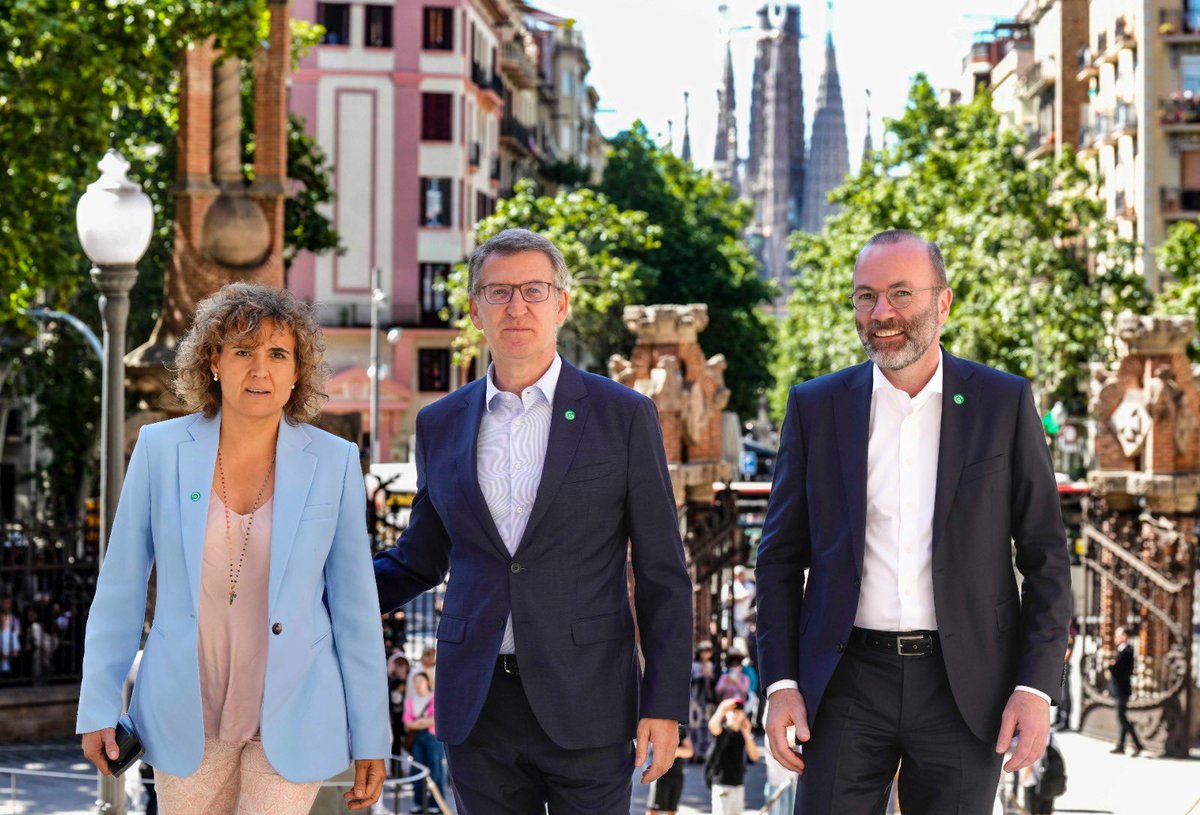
left=421, top=93, right=453, bottom=141
left=365, top=5, right=393, bottom=48
left=475, top=191, right=495, bottom=223
left=419, top=348, right=452, bottom=392
left=419, top=263, right=450, bottom=326
left=317, top=3, right=351, bottom=46
left=423, top=7, right=454, bottom=51
left=1184, top=54, right=1200, bottom=95
left=420, top=178, right=452, bottom=227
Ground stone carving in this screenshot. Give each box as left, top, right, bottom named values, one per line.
left=1109, top=392, right=1151, bottom=459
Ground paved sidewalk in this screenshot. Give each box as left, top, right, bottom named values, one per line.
left=0, top=732, right=1194, bottom=814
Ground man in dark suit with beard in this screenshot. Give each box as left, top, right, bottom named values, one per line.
left=756, top=230, right=1072, bottom=813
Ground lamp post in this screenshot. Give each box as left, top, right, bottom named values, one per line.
left=75, top=149, right=153, bottom=558
left=76, top=150, right=152, bottom=815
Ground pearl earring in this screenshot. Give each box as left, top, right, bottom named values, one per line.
left=213, top=372, right=219, bottom=382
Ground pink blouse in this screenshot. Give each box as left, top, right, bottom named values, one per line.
left=197, top=495, right=273, bottom=742
left=403, top=694, right=436, bottom=736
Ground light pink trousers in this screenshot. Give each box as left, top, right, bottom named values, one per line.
left=154, top=738, right=321, bottom=815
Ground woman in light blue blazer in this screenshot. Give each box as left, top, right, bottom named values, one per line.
left=77, top=283, right=389, bottom=813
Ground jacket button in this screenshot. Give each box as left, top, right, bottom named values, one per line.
left=510, top=562, right=524, bottom=574
left=854, top=577, right=862, bottom=587
left=836, top=642, right=845, bottom=653
left=272, top=622, right=283, bottom=635
left=498, top=618, right=506, bottom=630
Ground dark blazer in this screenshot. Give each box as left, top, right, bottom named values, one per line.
left=373, top=359, right=693, bottom=748
left=755, top=351, right=1072, bottom=743
left=1108, top=644, right=1134, bottom=699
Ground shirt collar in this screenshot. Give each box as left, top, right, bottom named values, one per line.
left=871, top=348, right=944, bottom=405
left=485, top=353, right=563, bottom=412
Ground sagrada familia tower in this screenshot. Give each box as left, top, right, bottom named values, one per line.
left=711, top=2, right=851, bottom=301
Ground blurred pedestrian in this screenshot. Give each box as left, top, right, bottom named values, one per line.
left=1020, top=730, right=1066, bottom=814
left=721, top=566, right=755, bottom=639
left=645, top=723, right=692, bottom=815
left=387, top=654, right=411, bottom=773
left=1107, top=626, right=1142, bottom=756
left=77, top=283, right=389, bottom=812
left=705, top=698, right=759, bottom=815
left=407, top=647, right=436, bottom=700
left=403, top=672, right=444, bottom=813
left=690, top=642, right=717, bottom=758
left=0, top=598, right=20, bottom=676
left=715, top=652, right=749, bottom=702
left=1054, top=618, right=1078, bottom=732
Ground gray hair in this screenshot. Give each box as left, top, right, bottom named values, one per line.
left=468, top=228, right=570, bottom=295
left=856, top=229, right=948, bottom=287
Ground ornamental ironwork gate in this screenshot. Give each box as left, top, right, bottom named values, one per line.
left=1078, top=500, right=1197, bottom=757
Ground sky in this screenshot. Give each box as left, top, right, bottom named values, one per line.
left=533, top=0, right=1021, bottom=173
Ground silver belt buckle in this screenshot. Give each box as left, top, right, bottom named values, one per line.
left=897, top=634, right=924, bottom=656
left=501, top=654, right=518, bottom=674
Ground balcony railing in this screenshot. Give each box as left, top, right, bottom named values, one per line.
left=501, top=40, right=538, bottom=87
left=1160, top=9, right=1200, bottom=37
left=1159, top=94, right=1200, bottom=126
left=1162, top=185, right=1200, bottom=214
left=1025, top=126, right=1055, bottom=154
left=470, top=61, right=499, bottom=94
left=500, top=117, right=535, bottom=154
left=1111, top=102, right=1138, bottom=134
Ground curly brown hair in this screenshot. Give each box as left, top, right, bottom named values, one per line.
left=171, top=282, right=329, bottom=424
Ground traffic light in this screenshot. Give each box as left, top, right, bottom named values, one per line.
left=84, top=498, right=100, bottom=548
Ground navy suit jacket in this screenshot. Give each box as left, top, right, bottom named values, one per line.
left=373, top=359, right=693, bottom=748
left=756, top=352, right=1072, bottom=743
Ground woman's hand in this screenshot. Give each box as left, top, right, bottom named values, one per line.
left=343, top=758, right=386, bottom=810
left=81, top=728, right=118, bottom=775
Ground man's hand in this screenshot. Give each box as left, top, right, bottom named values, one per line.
left=634, top=718, right=679, bottom=785
left=343, top=758, right=386, bottom=810
left=764, top=688, right=809, bottom=774
left=995, top=690, right=1050, bottom=772
left=81, top=728, right=118, bottom=775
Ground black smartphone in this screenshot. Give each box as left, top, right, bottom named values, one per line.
left=107, top=714, right=145, bottom=777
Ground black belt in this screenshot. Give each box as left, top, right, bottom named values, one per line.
left=496, top=654, right=520, bottom=675
left=852, top=627, right=939, bottom=656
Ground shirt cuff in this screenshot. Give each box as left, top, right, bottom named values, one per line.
left=766, top=680, right=799, bottom=697
left=1015, top=685, right=1052, bottom=705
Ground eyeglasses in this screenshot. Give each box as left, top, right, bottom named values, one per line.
left=849, top=286, right=942, bottom=312
left=477, top=280, right=556, bottom=305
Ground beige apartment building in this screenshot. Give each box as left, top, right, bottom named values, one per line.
left=957, top=0, right=1200, bottom=290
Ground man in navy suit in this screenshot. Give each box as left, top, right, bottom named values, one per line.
left=757, top=230, right=1071, bottom=813
left=374, top=229, right=692, bottom=813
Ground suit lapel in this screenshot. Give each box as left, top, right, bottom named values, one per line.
left=515, top=361, right=589, bottom=555
left=177, top=413, right=220, bottom=615
left=454, top=381, right=511, bottom=560
left=833, top=362, right=873, bottom=578
left=932, top=351, right=974, bottom=559
left=268, top=418, right=317, bottom=614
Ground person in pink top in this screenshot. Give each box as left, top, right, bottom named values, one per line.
left=403, top=672, right=444, bottom=813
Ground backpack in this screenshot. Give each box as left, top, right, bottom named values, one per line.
left=1034, top=741, right=1067, bottom=799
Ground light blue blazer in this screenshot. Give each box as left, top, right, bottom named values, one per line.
left=76, top=412, right=390, bottom=782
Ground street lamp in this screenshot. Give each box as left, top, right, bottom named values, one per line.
left=76, top=149, right=153, bottom=560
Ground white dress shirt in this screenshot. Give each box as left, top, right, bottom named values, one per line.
left=477, top=353, right=561, bottom=654
left=767, top=351, right=1049, bottom=704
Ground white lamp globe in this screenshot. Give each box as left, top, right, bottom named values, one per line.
left=75, top=149, right=154, bottom=267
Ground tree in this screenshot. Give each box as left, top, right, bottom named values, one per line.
left=1155, top=221, right=1200, bottom=358
left=1, top=3, right=337, bottom=520
left=600, top=123, right=776, bottom=418
left=446, top=179, right=661, bottom=370
left=773, top=76, right=1150, bottom=417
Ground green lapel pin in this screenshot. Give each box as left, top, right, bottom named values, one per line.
left=564, top=409, right=576, bottom=421
left=953, top=393, right=965, bottom=405
left=190, top=491, right=202, bottom=502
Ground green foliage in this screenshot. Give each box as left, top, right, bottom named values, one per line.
left=1155, top=221, right=1200, bottom=359
left=599, top=123, right=776, bottom=418
left=447, top=179, right=661, bottom=369
left=773, top=76, right=1151, bottom=417
left=0, top=3, right=337, bottom=519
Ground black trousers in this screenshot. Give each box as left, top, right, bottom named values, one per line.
left=796, top=636, right=1003, bottom=815
left=1112, top=691, right=1142, bottom=751
left=444, top=668, right=634, bottom=815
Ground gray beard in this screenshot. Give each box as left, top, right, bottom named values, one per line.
left=857, top=302, right=939, bottom=371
